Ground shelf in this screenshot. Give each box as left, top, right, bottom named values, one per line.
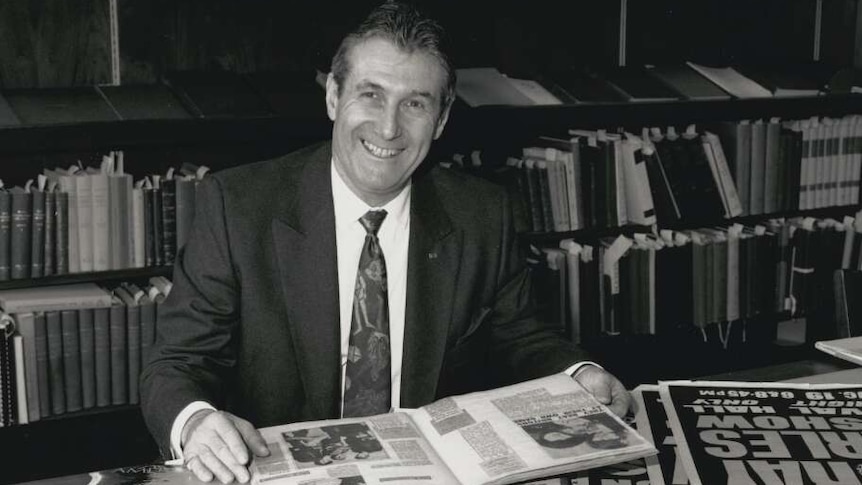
left=519, top=204, right=862, bottom=243
left=0, top=115, right=332, bottom=155
left=0, top=266, right=173, bottom=290
left=442, top=93, right=862, bottom=147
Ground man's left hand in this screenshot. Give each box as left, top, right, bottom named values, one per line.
left=573, top=366, right=632, bottom=417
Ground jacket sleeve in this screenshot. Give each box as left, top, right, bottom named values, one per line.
left=139, top=176, right=240, bottom=457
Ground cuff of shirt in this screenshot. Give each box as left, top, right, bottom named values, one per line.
left=170, top=401, right=217, bottom=460
left=564, top=361, right=603, bottom=377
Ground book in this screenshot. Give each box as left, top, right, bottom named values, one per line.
left=60, top=309, right=82, bottom=412
left=107, top=153, right=133, bottom=270
left=160, top=176, right=177, bottom=264
left=114, top=284, right=142, bottom=405
left=174, top=175, right=197, bottom=252
left=132, top=181, right=146, bottom=268
left=93, top=306, right=111, bottom=407
left=0, top=283, right=113, bottom=313
left=43, top=185, right=55, bottom=276
left=45, top=310, right=65, bottom=415
left=619, top=135, right=657, bottom=225
left=455, top=67, right=536, bottom=107
left=74, top=170, right=94, bottom=272
left=34, top=312, right=50, bottom=418
left=108, top=296, right=127, bottom=405
left=96, top=84, right=193, bottom=120
left=77, top=308, right=96, bottom=409
left=550, top=69, right=628, bottom=103
left=86, top=166, right=110, bottom=272
left=0, top=314, right=16, bottom=426
left=0, top=188, right=10, bottom=280
left=250, top=373, right=655, bottom=485
left=44, top=166, right=80, bottom=273
left=685, top=62, right=772, bottom=99
left=30, top=178, right=46, bottom=278
left=13, top=334, right=26, bottom=424
left=9, top=186, right=32, bottom=280
left=735, top=63, right=832, bottom=97
left=645, top=64, right=732, bottom=101
left=54, top=190, right=69, bottom=275
left=14, top=312, right=40, bottom=421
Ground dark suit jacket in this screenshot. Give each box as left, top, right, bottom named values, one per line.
left=140, top=142, right=586, bottom=456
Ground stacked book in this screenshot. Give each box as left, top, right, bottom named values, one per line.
left=529, top=210, right=862, bottom=347
left=0, top=279, right=172, bottom=426
left=0, top=151, right=209, bottom=281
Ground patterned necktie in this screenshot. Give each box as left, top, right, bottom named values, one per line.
left=343, top=210, right=391, bottom=417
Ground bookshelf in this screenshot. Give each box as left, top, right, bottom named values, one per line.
left=0, top=0, right=859, bottom=482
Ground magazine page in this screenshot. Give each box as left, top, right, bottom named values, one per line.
left=250, top=412, right=459, bottom=485
left=15, top=464, right=208, bottom=485
left=406, top=373, right=656, bottom=485
left=633, top=384, right=689, bottom=485
left=659, top=380, right=862, bottom=485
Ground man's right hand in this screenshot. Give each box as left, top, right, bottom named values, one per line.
left=181, top=409, right=270, bottom=483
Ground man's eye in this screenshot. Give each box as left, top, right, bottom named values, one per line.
left=361, top=91, right=378, bottom=99
left=405, top=100, right=426, bottom=110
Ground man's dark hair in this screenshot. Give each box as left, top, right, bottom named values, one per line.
left=330, top=1, right=456, bottom=109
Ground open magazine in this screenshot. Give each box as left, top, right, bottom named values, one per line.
left=250, top=373, right=655, bottom=485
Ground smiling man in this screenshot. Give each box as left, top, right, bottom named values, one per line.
left=140, top=3, right=631, bottom=483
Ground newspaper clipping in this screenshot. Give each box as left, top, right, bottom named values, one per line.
left=660, top=380, right=862, bottom=485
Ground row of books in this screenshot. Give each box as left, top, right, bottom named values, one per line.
left=531, top=211, right=862, bottom=346
left=0, top=278, right=171, bottom=427
left=718, top=115, right=862, bottom=215
left=0, top=70, right=325, bottom=127
left=465, top=114, right=862, bottom=234
left=455, top=63, right=862, bottom=107
left=0, top=151, right=209, bottom=280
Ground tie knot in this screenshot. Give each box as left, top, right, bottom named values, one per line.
left=360, top=210, right=387, bottom=235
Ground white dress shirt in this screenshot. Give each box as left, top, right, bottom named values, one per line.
left=168, top=160, right=595, bottom=459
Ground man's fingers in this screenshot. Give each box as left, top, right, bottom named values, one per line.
left=213, top=416, right=251, bottom=466
left=198, top=448, right=237, bottom=484
left=186, top=455, right=214, bottom=483
left=234, top=417, right=270, bottom=457
left=209, top=438, right=250, bottom=483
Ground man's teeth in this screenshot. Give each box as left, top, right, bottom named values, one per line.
left=363, top=140, right=400, bottom=158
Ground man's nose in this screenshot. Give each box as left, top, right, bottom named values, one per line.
left=377, top=104, right=401, bottom=140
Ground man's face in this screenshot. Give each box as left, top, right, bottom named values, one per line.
left=326, top=36, right=450, bottom=207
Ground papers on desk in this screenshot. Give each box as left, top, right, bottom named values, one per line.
left=816, top=336, right=862, bottom=366
left=644, top=380, right=862, bottom=485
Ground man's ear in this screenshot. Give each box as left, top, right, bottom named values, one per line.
left=433, top=99, right=452, bottom=140
left=325, top=73, right=339, bottom=121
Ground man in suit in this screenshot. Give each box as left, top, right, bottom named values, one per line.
left=140, top=3, right=631, bottom=483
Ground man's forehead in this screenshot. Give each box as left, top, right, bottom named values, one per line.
left=343, top=37, right=446, bottom=91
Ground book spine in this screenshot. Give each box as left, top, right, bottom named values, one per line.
left=93, top=306, right=110, bottom=407
left=78, top=308, right=95, bottom=409
left=75, top=175, right=93, bottom=273
left=109, top=304, right=127, bottom=405
left=58, top=178, right=79, bottom=273
left=151, top=186, right=164, bottom=266
left=30, top=189, right=45, bottom=278
left=34, top=312, right=51, bottom=417
left=45, top=311, right=66, bottom=415
left=10, top=190, right=32, bottom=280
left=132, top=187, right=145, bottom=268
left=91, top=173, right=110, bottom=272
left=60, top=309, right=82, bottom=412
left=126, top=302, right=141, bottom=405
left=43, top=191, right=55, bottom=276
left=55, top=192, right=69, bottom=275
left=161, top=178, right=177, bottom=264
left=13, top=335, right=27, bottom=424
left=0, top=192, right=10, bottom=281
left=15, top=312, right=40, bottom=422
left=0, top=319, right=15, bottom=426
left=143, top=187, right=155, bottom=267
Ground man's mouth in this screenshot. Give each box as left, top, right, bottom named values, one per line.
left=362, top=139, right=402, bottom=158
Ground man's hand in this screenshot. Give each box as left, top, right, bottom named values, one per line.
left=181, top=409, right=270, bottom=483
left=573, top=366, right=632, bottom=417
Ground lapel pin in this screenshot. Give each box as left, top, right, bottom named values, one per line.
left=427, top=252, right=437, bottom=260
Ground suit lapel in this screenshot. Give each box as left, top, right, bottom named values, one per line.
left=272, top=145, right=341, bottom=419
left=401, top=170, right=459, bottom=407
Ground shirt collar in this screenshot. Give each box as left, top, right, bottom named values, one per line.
left=331, top=160, right=411, bottom=231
